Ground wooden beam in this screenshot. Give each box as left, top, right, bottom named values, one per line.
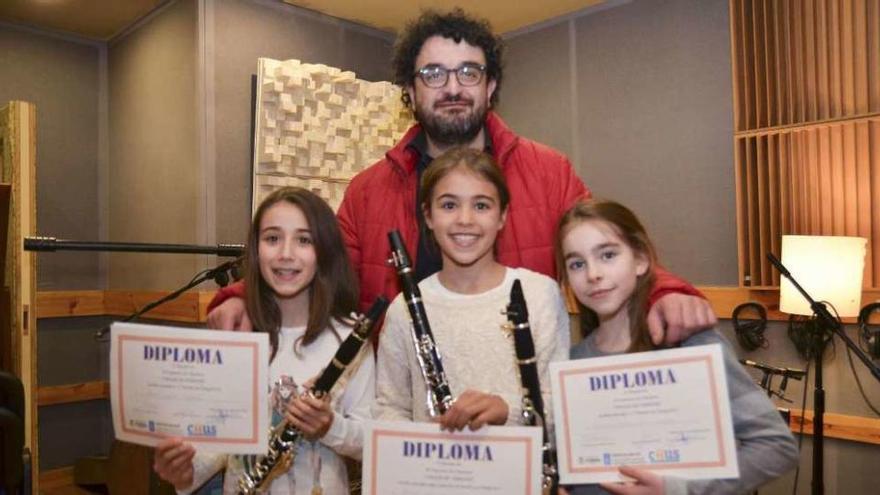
left=35, top=289, right=218, bottom=322
left=33, top=287, right=880, bottom=324
left=699, top=286, right=880, bottom=322
left=37, top=381, right=108, bottom=406
left=36, top=290, right=104, bottom=318
left=38, top=466, right=77, bottom=491
left=790, top=409, right=880, bottom=445
left=104, top=290, right=202, bottom=323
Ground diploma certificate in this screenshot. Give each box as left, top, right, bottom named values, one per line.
left=550, top=344, right=738, bottom=484
left=363, top=420, right=542, bottom=495
left=110, top=322, right=269, bottom=454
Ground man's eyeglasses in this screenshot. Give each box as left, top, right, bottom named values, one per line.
left=414, top=63, right=487, bottom=88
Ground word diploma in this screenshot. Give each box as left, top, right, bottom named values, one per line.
left=110, top=322, right=269, bottom=454
left=363, top=420, right=542, bottom=495
left=550, top=344, right=739, bottom=484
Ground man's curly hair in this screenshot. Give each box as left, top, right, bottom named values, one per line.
left=392, top=8, right=504, bottom=107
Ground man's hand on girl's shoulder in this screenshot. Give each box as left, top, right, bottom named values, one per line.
left=647, top=293, right=717, bottom=346
left=206, top=297, right=253, bottom=331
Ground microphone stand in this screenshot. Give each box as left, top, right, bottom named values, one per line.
left=24, top=236, right=244, bottom=340
left=93, top=257, right=241, bottom=340
left=766, top=253, right=880, bottom=495
left=24, top=236, right=243, bottom=257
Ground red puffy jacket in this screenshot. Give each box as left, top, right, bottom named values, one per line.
left=209, top=112, right=700, bottom=312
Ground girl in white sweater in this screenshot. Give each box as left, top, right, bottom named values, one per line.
left=153, top=187, right=374, bottom=494
left=375, top=147, right=570, bottom=431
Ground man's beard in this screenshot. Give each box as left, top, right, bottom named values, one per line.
left=414, top=95, right=488, bottom=147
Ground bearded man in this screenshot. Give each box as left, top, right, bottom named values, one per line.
left=208, top=9, right=716, bottom=343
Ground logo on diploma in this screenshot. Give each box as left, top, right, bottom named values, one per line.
left=187, top=423, right=218, bottom=437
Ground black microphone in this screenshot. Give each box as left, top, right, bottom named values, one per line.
left=739, top=359, right=805, bottom=379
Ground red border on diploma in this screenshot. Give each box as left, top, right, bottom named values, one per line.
left=368, top=428, right=536, bottom=495
left=117, top=334, right=261, bottom=443
left=557, top=354, right=726, bottom=474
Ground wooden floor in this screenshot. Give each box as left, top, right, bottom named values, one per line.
left=41, top=487, right=102, bottom=495
left=38, top=467, right=105, bottom=495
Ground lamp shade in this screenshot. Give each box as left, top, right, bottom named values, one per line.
left=779, top=235, right=867, bottom=317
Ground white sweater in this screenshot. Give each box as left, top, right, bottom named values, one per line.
left=184, top=320, right=375, bottom=495
left=374, top=267, right=570, bottom=428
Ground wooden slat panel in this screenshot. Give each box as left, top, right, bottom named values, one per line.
left=855, top=121, right=873, bottom=286
left=809, top=129, right=822, bottom=232
left=761, top=0, right=774, bottom=128
left=767, top=134, right=780, bottom=286
left=794, top=130, right=806, bottom=233
left=777, top=133, right=790, bottom=284
left=751, top=0, right=765, bottom=128
left=756, top=137, right=770, bottom=284
left=731, top=0, right=746, bottom=132
left=869, top=121, right=880, bottom=287
left=742, top=0, right=756, bottom=130
left=745, top=137, right=759, bottom=285
left=789, top=130, right=801, bottom=234
left=804, top=0, right=818, bottom=121
left=854, top=0, right=870, bottom=114
left=792, top=0, right=805, bottom=122
left=818, top=127, right=834, bottom=233
left=829, top=0, right=843, bottom=117
left=783, top=0, right=796, bottom=124
left=869, top=0, right=880, bottom=111
left=735, top=138, right=748, bottom=285
left=771, top=0, right=784, bottom=126
left=816, top=0, right=831, bottom=120
left=841, top=0, right=856, bottom=115
left=828, top=126, right=853, bottom=235
left=37, top=381, right=108, bottom=406
left=731, top=0, right=880, bottom=291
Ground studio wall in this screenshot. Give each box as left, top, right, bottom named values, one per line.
left=0, top=24, right=101, bottom=289
left=502, top=0, right=737, bottom=286
left=106, top=0, right=200, bottom=291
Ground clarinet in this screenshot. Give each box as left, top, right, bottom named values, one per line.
left=387, top=229, right=454, bottom=417
left=237, top=297, right=389, bottom=494
left=505, top=279, right=559, bottom=495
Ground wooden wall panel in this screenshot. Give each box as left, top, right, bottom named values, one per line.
left=731, top=0, right=880, bottom=288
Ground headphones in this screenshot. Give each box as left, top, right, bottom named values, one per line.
left=858, top=302, right=880, bottom=359
left=732, top=302, right=768, bottom=351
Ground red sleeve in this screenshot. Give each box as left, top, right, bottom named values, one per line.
left=207, top=279, right=246, bottom=312
left=557, top=155, right=591, bottom=214
left=648, top=266, right=705, bottom=307
left=336, top=182, right=362, bottom=284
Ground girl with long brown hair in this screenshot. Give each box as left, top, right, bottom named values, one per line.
left=556, top=199, right=797, bottom=495
left=154, top=187, right=373, bottom=494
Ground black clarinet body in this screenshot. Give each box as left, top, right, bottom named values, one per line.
left=506, top=279, right=559, bottom=495
left=237, top=297, right=388, bottom=494
left=387, top=229, right=454, bottom=417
